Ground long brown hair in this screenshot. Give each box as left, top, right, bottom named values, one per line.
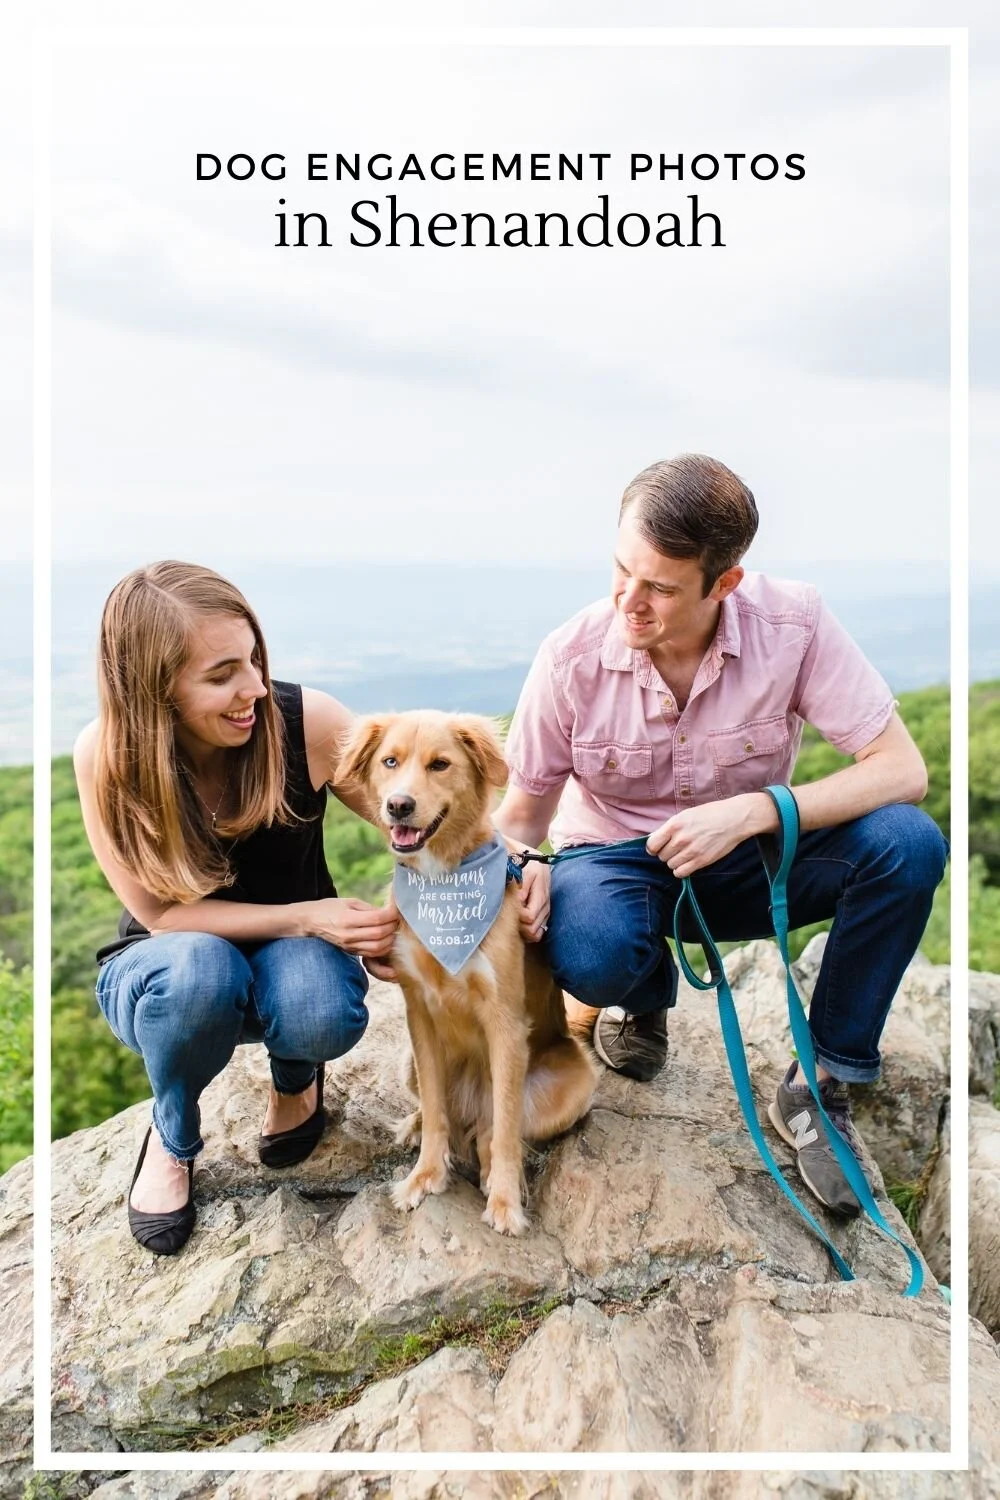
left=94, top=561, right=292, bottom=904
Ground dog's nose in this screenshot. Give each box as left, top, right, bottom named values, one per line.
left=386, top=794, right=416, bottom=821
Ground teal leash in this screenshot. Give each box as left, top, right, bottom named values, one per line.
left=515, top=787, right=924, bottom=1297
left=673, top=785, right=922, bottom=1296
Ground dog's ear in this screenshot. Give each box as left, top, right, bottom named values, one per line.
left=336, top=716, right=390, bottom=788
left=454, top=716, right=509, bottom=790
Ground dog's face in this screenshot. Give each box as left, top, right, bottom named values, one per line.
left=338, top=711, right=508, bottom=864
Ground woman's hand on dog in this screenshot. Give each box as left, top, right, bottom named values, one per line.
left=516, top=861, right=551, bottom=943
left=358, top=891, right=402, bottom=981
left=299, top=896, right=399, bottom=956
left=362, top=954, right=399, bottom=982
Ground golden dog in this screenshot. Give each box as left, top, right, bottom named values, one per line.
left=338, top=711, right=596, bottom=1235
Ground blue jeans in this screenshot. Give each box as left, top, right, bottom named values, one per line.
left=96, top=934, right=370, bottom=1160
left=544, top=803, right=948, bottom=1084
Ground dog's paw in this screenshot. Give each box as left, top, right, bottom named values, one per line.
left=392, top=1157, right=450, bottom=1212
left=482, top=1192, right=529, bottom=1237
left=395, top=1110, right=422, bottom=1149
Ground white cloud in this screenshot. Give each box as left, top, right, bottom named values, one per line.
left=42, top=39, right=957, bottom=568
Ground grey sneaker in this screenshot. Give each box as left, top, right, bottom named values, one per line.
left=592, top=1007, right=669, bottom=1082
left=767, top=1062, right=869, bottom=1218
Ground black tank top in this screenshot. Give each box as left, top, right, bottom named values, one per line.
left=96, top=681, right=336, bottom=965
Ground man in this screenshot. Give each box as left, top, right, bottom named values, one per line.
left=496, top=454, right=947, bottom=1218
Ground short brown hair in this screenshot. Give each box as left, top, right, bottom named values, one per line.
left=619, top=454, right=759, bottom=594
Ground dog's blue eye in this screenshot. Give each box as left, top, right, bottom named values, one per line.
left=382, top=756, right=398, bottom=768
left=428, top=759, right=450, bottom=772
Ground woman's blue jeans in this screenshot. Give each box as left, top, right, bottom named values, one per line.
left=96, top=934, right=370, bottom=1160
left=544, top=803, right=948, bottom=1084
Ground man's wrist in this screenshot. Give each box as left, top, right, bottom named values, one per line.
left=493, top=819, right=546, bottom=855
left=741, top=790, right=781, bottom=836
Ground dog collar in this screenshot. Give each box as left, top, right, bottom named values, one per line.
left=393, top=834, right=512, bottom=975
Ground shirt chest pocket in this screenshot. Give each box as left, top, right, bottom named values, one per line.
left=572, top=740, right=654, bottom=800
left=709, top=717, right=789, bottom=798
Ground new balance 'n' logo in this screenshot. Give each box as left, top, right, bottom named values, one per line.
left=788, top=1109, right=819, bottom=1148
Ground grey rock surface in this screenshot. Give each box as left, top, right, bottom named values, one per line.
left=969, top=970, right=1000, bottom=1098
left=2, top=950, right=991, bottom=1475
left=792, top=936, right=949, bottom=1186
left=917, top=1101, right=951, bottom=1286
left=969, top=1096, right=1000, bottom=1335
left=0, top=1157, right=32, bottom=1499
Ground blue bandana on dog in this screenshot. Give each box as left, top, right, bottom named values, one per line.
left=393, top=835, right=513, bottom=975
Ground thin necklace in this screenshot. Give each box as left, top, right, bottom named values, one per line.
left=192, top=771, right=231, bottom=831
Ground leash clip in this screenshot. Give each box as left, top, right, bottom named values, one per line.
left=509, top=848, right=554, bottom=869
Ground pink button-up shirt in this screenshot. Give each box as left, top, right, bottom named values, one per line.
left=505, top=573, right=896, bottom=849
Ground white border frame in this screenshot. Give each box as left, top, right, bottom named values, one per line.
left=32, top=24, right=970, bottom=1475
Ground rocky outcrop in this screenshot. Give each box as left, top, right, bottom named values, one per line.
left=792, top=936, right=950, bottom=1188
left=969, top=970, right=1000, bottom=1097
left=969, top=1097, right=1000, bottom=1335
left=966, top=971, right=1000, bottom=1338
left=0, top=1155, right=31, bottom=1489
left=22, top=1443, right=1000, bottom=1500
left=916, top=965, right=1000, bottom=1334
left=916, top=1101, right=951, bottom=1288
left=5, top=944, right=1000, bottom=1492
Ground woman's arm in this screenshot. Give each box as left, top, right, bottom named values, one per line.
left=73, top=720, right=396, bottom=955
left=300, top=687, right=381, bottom=823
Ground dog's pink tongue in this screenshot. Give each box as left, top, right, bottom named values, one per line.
left=392, top=825, right=423, bottom=848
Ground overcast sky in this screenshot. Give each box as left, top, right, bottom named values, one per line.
left=1, top=2, right=997, bottom=578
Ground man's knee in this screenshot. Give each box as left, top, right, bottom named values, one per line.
left=855, top=804, right=948, bottom=894
left=546, top=918, right=665, bottom=1007
left=547, top=854, right=669, bottom=1006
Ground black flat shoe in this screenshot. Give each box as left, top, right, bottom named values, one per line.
left=127, top=1125, right=196, bottom=1256
left=258, top=1067, right=326, bottom=1168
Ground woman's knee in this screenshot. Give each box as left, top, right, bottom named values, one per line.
left=257, top=939, right=370, bottom=1060
left=140, top=932, right=252, bottom=1028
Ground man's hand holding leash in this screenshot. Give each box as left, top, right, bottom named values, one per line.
left=646, top=792, right=780, bottom=878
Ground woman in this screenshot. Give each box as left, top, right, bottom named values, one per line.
left=74, top=561, right=398, bottom=1256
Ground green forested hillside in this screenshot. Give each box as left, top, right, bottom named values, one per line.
left=0, top=681, right=990, bottom=1160
left=0, top=766, right=31, bottom=971
left=0, top=766, right=32, bottom=1170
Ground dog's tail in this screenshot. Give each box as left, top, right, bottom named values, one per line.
left=523, top=1036, right=597, bottom=1144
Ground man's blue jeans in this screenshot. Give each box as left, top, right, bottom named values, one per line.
left=544, top=803, right=948, bottom=1084
left=95, top=934, right=370, bottom=1160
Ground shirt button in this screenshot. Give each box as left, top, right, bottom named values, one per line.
left=744, top=741, right=754, bottom=753
left=678, top=734, right=686, bottom=744
left=680, top=784, right=690, bottom=796
left=607, top=758, right=617, bottom=769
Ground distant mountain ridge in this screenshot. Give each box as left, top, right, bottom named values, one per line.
left=0, top=559, right=980, bottom=764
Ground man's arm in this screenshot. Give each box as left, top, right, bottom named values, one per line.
left=491, top=784, right=564, bottom=943
left=648, top=711, right=928, bottom=878
left=493, top=783, right=564, bottom=852
left=782, top=710, right=926, bottom=828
